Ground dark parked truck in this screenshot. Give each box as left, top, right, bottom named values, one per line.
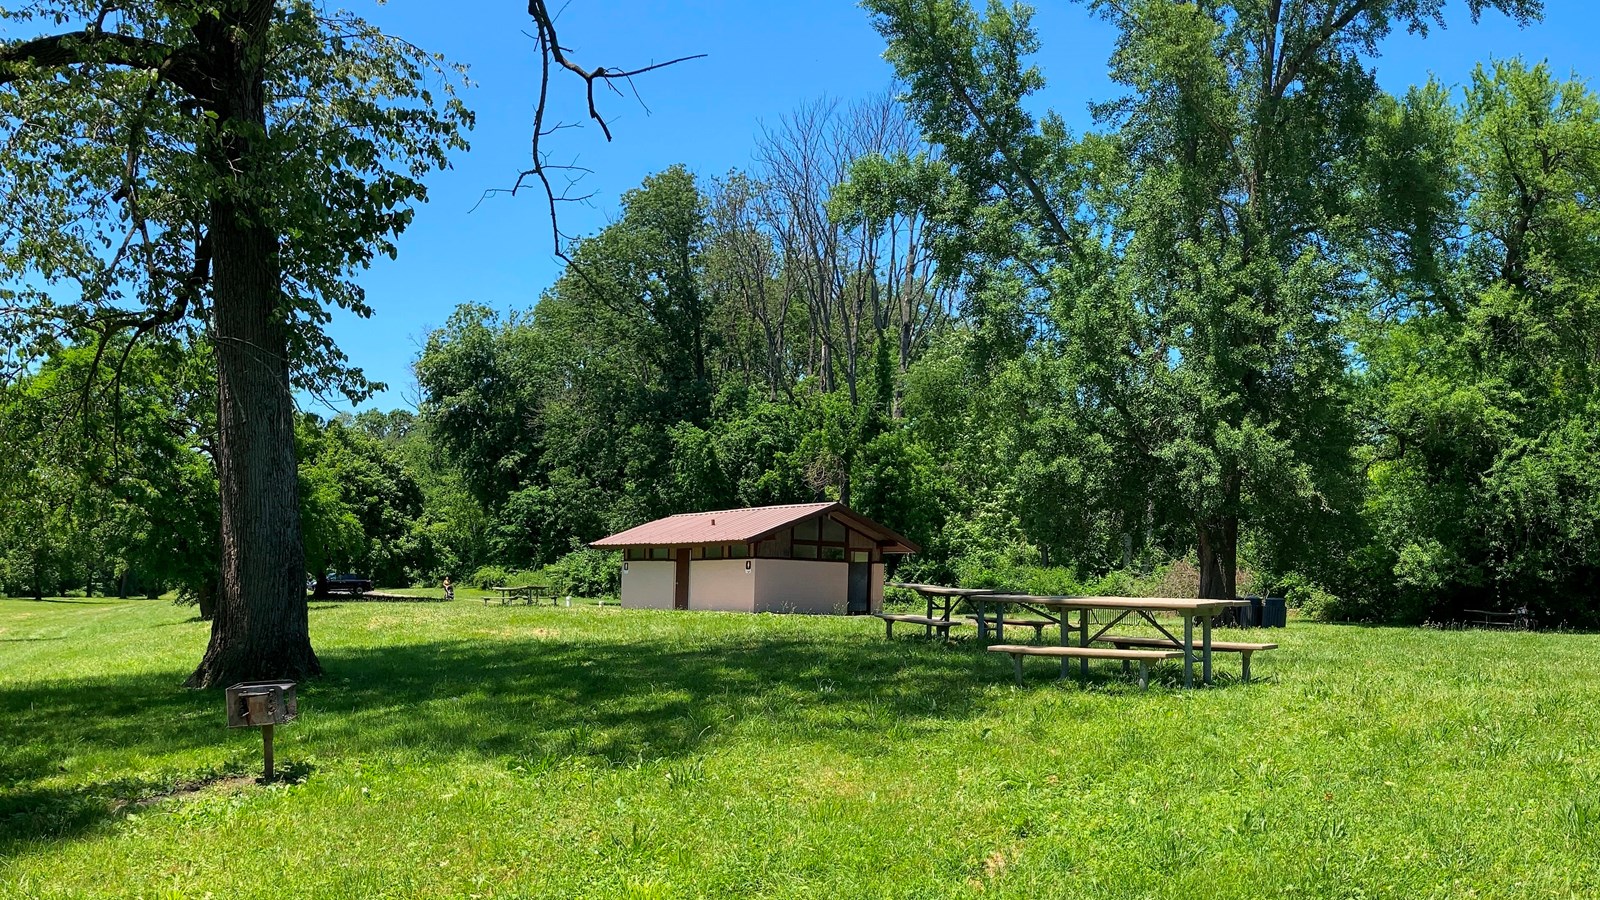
left=312, top=573, right=372, bottom=597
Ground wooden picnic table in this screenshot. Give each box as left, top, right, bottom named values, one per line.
left=1462, top=608, right=1534, bottom=629
left=486, top=585, right=554, bottom=606
left=888, top=583, right=997, bottom=636
left=976, top=594, right=1249, bottom=688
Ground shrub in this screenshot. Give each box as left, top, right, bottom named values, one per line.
left=545, top=548, right=620, bottom=598
left=469, top=565, right=510, bottom=590
left=1272, top=572, right=1343, bottom=621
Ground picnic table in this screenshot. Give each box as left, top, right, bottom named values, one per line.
left=1462, top=607, right=1535, bottom=630
left=889, top=582, right=995, bottom=619
left=485, top=585, right=554, bottom=606
left=977, top=594, right=1250, bottom=687
left=886, top=583, right=997, bottom=637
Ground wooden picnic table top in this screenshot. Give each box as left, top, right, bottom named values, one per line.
left=888, top=582, right=998, bottom=597
left=980, top=594, right=1249, bottom=614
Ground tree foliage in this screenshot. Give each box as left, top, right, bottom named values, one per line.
left=14, top=0, right=1600, bottom=634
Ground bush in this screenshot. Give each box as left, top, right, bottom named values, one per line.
left=545, top=548, right=620, bottom=598
left=1272, top=572, right=1343, bottom=621
left=469, top=565, right=510, bottom=590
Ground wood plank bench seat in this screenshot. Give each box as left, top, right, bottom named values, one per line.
left=964, top=616, right=1055, bottom=640
left=987, top=644, right=1182, bottom=689
left=875, top=614, right=966, bottom=639
left=1097, top=634, right=1278, bottom=682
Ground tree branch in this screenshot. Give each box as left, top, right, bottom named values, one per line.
left=0, top=29, right=211, bottom=101
left=521, top=0, right=703, bottom=258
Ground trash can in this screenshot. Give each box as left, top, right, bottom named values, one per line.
left=1263, top=596, right=1287, bottom=628
left=1235, top=595, right=1260, bottom=624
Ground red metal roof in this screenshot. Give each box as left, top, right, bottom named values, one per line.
left=590, top=502, right=919, bottom=553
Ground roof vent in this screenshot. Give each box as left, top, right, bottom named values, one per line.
left=710, top=518, right=716, bottom=525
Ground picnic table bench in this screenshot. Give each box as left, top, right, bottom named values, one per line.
left=875, top=613, right=966, bottom=640
left=988, top=644, right=1183, bottom=690
left=1097, top=634, right=1277, bottom=682
left=965, top=615, right=1055, bottom=640
left=485, top=585, right=554, bottom=606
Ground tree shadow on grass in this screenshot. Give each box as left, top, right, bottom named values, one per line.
left=10, top=598, right=125, bottom=605
left=302, top=632, right=1002, bottom=764
left=0, top=629, right=1002, bottom=854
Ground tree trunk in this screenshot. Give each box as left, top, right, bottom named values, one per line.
left=1196, top=515, right=1239, bottom=600
left=196, top=572, right=218, bottom=621
left=186, top=2, right=319, bottom=688
left=895, top=316, right=911, bottom=419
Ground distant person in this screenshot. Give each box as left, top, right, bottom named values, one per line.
left=442, top=576, right=454, bottom=601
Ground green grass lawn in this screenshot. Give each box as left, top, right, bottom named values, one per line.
left=2, top=598, right=1598, bottom=898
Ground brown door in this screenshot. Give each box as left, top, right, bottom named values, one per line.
left=674, top=549, right=690, bottom=610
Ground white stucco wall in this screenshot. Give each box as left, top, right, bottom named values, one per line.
left=688, top=559, right=756, bottom=612
left=753, top=559, right=849, bottom=614
left=620, top=560, right=675, bottom=610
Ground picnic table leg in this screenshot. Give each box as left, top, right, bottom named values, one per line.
left=885, top=619, right=894, bottom=640
left=1202, top=615, right=1214, bottom=685
left=1183, top=615, right=1195, bottom=688
left=1079, top=609, right=1090, bottom=677
left=1241, top=650, right=1253, bottom=683
left=975, top=599, right=989, bottom=641
left=1012, top=653, right=1024, bottom=687
left=996, top=608, right=1005, bottom=642
left=925, top=596, right=935, bottom=637
left=1138, top=660, right=1150, bottom=690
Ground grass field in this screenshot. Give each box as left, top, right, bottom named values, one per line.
left=2, top=597, right=1598, bottom=898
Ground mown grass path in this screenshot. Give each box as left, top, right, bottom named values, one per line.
left=2, top=598, right=1598, bottom=898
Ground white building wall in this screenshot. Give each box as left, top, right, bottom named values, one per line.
left=688, top=559, right=756, bottom=612
left=870, top=563, right=885, bottom=614
left=753, top=559, right=849, bottom=615
left=620, top=560, right=675, bottom=609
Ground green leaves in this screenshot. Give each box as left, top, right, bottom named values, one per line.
left=1356, top=59, right=1600, bottom=623
left=0, top=1, right=472, bottom=403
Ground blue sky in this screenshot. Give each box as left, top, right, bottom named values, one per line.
left=326, top=0, right=1598, bottom=413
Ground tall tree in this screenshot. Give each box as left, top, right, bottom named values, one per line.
left=0, top=1, right=469, bottom=685
left=866, top=0, right=1539, bottom=598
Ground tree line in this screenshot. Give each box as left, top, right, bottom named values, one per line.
left=5, top=0, right=1598, bottom=677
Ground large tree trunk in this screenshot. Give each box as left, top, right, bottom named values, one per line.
left=186, top=2, right=319, bottom=688
left=1196, top=516, right=1238, bottom=600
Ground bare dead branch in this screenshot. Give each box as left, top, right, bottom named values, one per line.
left=520, top=0, right=704, bottom=258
